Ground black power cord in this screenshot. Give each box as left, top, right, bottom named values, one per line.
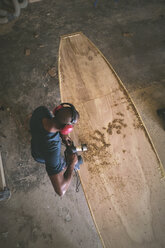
left=75, top=170, right=81, bottom=192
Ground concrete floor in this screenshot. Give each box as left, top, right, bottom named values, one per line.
left=0, top=0, right=165, bottom=247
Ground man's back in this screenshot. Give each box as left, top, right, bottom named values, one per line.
left=30, top=106, right=63, bottom=175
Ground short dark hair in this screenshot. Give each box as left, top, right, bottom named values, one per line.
left=54, top=107, right=79, bottom=127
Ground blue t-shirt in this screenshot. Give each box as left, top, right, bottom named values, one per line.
left=30, top=106, right=63, bottom=175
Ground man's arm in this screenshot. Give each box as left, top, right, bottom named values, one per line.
left=60, top=133, right=72, bottom=146
left=49, top=153, right=78, bottom=196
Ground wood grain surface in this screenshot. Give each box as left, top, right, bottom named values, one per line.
left=59, top=32, right=165, bottom=248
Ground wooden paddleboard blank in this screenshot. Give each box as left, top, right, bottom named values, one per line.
left=59, top=32, right=165, bottom=248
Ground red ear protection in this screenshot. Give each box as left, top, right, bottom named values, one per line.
left=53, top=105, right=63, bottom=115
left=53, top=104, right=75, bottom=135
left=60, top=125, right=73, bottom=135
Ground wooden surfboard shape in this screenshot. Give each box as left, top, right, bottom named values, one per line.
left=59, top=32, right=165, bottom=248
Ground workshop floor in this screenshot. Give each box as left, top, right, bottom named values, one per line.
left=0, top=1, right=165, bottom=248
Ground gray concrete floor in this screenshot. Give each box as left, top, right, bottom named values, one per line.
left=0, top=0, right=165, bottom=247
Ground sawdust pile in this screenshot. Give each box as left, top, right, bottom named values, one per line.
left=79, top=129, right=111, bottom=174
left=78, top=115, right=129, bottom=175
left=107, top=118, right=127, bottom=135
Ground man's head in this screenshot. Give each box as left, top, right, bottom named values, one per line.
left=53, top=103, right=79, bottom=134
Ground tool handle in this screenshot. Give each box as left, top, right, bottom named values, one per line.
left=0, top=152, right=6, bottom=191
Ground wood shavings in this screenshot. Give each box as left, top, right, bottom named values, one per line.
left=79, top=129, right=111, bottom=175
left=24, top=48, right=30, bottom=56
left=122, top=32, right=134, bottom=37
left=107, top=118, right=127, bottom=135
left=48, top=67, right=56, bottom=78
left=116, top=112, right=124, bottom=117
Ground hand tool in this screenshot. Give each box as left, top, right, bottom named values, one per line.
left=65, top=142, right=87, bottom=171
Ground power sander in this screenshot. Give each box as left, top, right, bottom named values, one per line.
left=65, top=142, right=87, bottom=170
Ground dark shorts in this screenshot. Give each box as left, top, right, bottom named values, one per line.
left=31, top=151, right=83, bottom=171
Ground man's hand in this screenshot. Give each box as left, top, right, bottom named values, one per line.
left=66, top=153, right=78, bottom=169
left=61, top=134, right=73, bottom=146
